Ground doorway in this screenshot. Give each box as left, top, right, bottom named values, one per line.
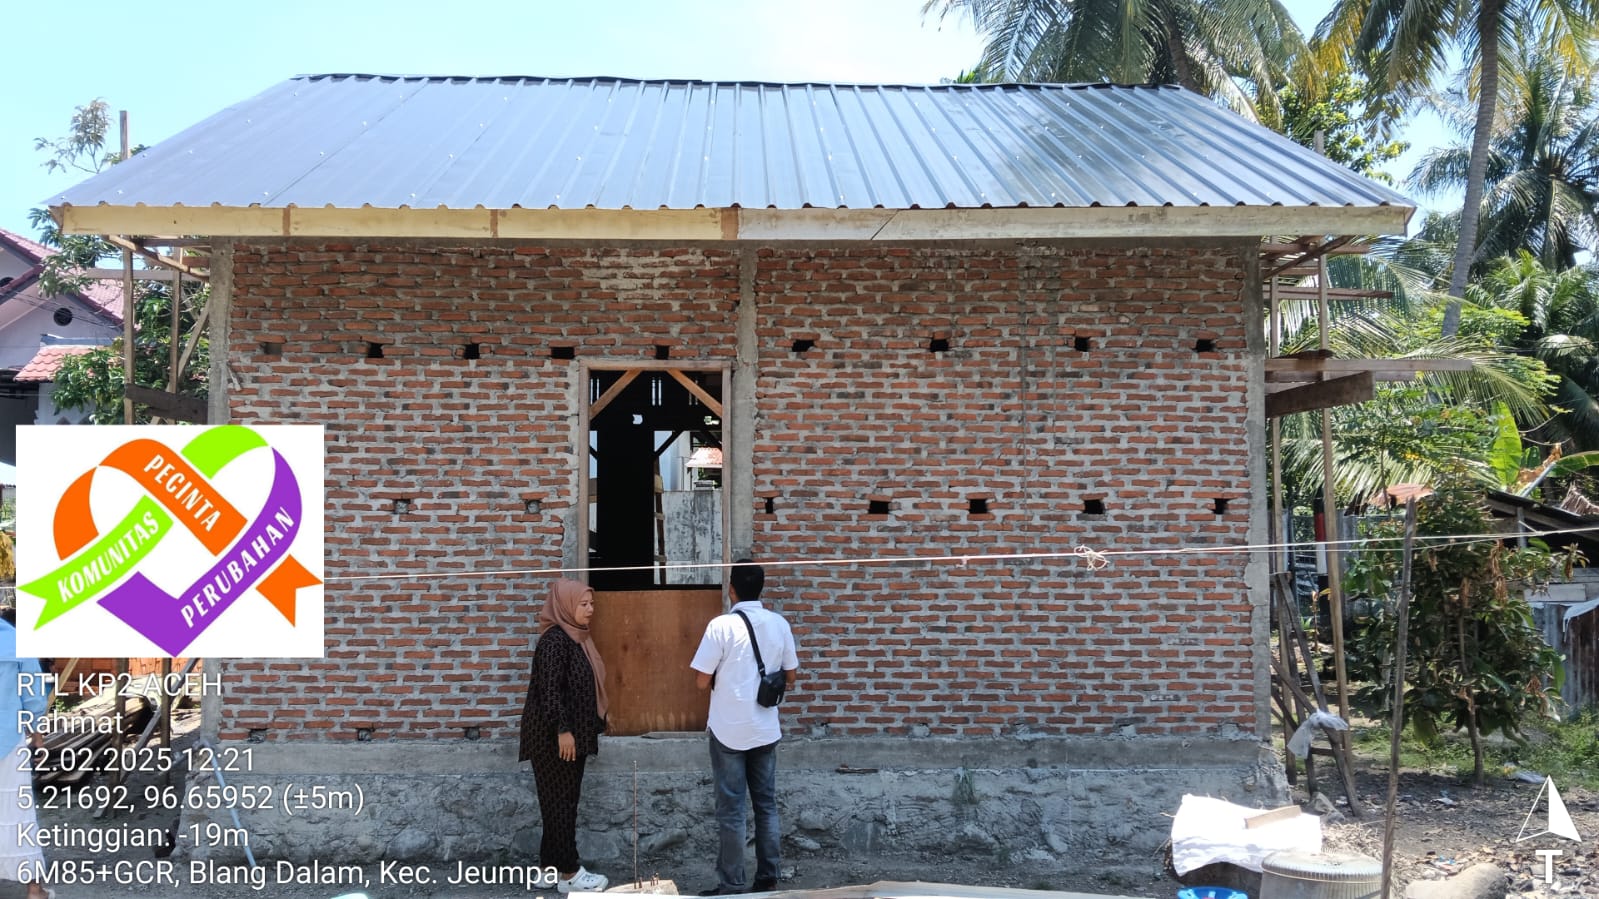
left=578, top=362, right=729, bottom=734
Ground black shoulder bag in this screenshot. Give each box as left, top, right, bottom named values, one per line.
left=734, top=610, right=787, bottom=708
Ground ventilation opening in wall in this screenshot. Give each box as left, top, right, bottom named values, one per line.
left=792, top=339, right=814, bottom=354
left=365, top=342, right=385, bottom=359
left=261, top=341, right=284, bottom=355
left=868, top=499, right=891, bottom=515
left=928, top=337, right=950, bottom=353
left=551, top=345, right=576, bottom=360
left=1195, top=338, right=1217, bottom=353
left=463, top=342, right=481, bottom=360
left=655, top=344, right=671, bottom=360
left=53, top=307, right=74, bottom=327
left=1074, top=336, right=1091, bottom=352
left=1212, top=498, right=1230, bottom=514
left=1083, top=498, right=1106, bottom=515
left=968, top=498, right=989, bottom=515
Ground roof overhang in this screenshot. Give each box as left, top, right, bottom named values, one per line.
left=53, top=203, right=1412, bottom=242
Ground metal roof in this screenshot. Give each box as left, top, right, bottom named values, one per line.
left=50, top=75, right=1411, bottom=214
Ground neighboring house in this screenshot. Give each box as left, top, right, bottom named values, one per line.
left=47, top=75, right=1415, bottom=866
left=1487, top=490, right=1599, bottom=711
left=14, top=334, right=116, bottom=425
left=0, top=228, right=124, bottom=459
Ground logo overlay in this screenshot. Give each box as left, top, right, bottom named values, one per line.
left=16, top=425, right=324, bottom=658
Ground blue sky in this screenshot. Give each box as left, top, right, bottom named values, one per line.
left=3, top=0, right=1450, bottom=241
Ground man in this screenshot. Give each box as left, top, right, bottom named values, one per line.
left=690, top=560, right=798, bottom=896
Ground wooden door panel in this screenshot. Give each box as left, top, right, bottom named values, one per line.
left=590, top=589, right=722, bottom=735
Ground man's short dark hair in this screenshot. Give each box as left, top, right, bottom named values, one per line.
left=730, top=559, right=765, bottom=602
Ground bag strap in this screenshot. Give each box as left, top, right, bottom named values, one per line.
left=733, top=610, right=768, bottom=676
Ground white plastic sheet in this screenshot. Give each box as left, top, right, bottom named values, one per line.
left=1169, top=795, right=1322, bottom=875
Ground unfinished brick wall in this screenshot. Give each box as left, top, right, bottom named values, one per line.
left=218, top=240, right=1256, bottom=742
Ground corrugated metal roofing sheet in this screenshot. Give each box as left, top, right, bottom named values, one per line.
left=50, top=75, right=1411, bottom=213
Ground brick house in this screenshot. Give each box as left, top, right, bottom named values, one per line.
left=49, top=76, right=1412, bottom=866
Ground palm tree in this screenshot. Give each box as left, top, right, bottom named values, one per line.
left=1469, top=253, right=1599, bottom=448
left=1317, top=0, right=1598, bottom=335
left=923, top=0, right=1307, bottom=125
left=1409, top=44, right=1599, bottom=273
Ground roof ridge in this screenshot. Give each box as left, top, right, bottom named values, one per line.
left=288, top=73, right=1183, bottom=91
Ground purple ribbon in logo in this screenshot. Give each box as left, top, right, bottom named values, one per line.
left=100, top=451, right=303, bottom=656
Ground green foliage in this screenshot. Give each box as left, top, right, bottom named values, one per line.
left=925, top=0, right=1305, bottom=125
left=1280, top=72, right=1407, bottom=181
left=49, top=282, right=209, bottom=424
left=1343, top=475, right=1575, bottom=781
left=30, top=99, right=207, bottom=424
left=33, top=99, right=117, bottom=175
left=1350, top=712, right=1599, bottom=790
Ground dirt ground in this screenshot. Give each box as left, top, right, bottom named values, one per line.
left=11, top=709, right=1595, bottom=899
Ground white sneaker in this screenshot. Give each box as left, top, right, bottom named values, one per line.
left=558, top=867, right=609, bottom=893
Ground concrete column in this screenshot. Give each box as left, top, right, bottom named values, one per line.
left=729, top=249, right=757, bottom=563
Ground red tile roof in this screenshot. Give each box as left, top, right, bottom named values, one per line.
left=14, top=344, right=100, bottom=382
left=0, top=227, right=125, bottom=323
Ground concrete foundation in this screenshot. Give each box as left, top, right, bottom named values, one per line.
left=176, top=736, right=1287, bottom=869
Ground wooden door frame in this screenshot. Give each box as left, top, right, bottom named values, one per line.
left=575, top=359, right=733, bottom=593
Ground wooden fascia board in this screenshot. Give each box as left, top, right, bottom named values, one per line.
left=56, top=203, right=1414, bottom=241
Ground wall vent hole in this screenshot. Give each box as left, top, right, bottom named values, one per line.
left=365, top=342, right=385, bottom=359
left=1195, top=338, right=1217, bottom=353
left=261, top=341, right=284, bottom=355
left=764, top=497, right=776, bottom=515
left=655, top=344, right=671, bottom=360
left=1084, top=499, right=1106, bottom=515
left=1074, top=336, right=1091, bottom=352
left=792, top=339, right=815, bottom=354
left=463, top=342, right=481, bottom=360
left=969, top=498, right=989, bottom=515
left=551, top=346, right=576, bottom=360
left=928, top=337, right=950, bottom=353
left=1212, top=498, right=1230, bottom=515
left=868, top=499, right=891, bottom=515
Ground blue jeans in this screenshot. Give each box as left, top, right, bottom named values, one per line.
left=708, top=731, right=780, bottom=890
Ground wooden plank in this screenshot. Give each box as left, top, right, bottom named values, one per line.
left=589, top=370, right=640, bottom=419
left=1245, top=805, right=1303, bottom=829
left=58, top=204, right=283, bottom=237
left=1265, top=357, right=1474, bottom=382
left=667, top=369, right=724, bottom=417
left=59, top=202, right=1412, bottom=240
left=589, top=589, right=722, bottom=735
left=736, top=209, right=895, bottom=241
left=82, top=267, right=202, bottom=282
left=290, top=207, right=492, bottom=238
left=124, top=385, right=207, bottom=423
left=868, top=205, right=1411, bottom=241
left=498, top=208, right=724, bottom=240
left=1265, top=372, right=1375, bottom=417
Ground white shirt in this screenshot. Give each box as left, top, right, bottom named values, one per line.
left=690, top=600, right=799, bottom=750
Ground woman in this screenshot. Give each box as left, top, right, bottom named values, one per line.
left=519, top=579, right=609, bottom=893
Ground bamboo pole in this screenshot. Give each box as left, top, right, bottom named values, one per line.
left=1318, top=256, right=1350, bottom=721
left=1382, top=499, right=1419, bottom=899
left=120, top=111, right=135, bottom=426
